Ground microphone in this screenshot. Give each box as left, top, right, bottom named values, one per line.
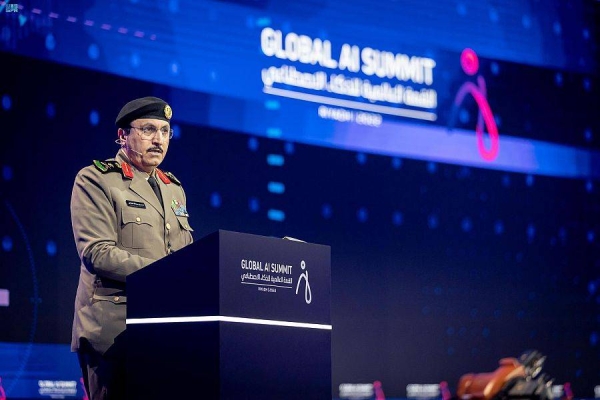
left=126, top=144, right=144, bottom=156
left=115, top=138, right=144, bottom=156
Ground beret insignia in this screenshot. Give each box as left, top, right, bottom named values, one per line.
left=164, top=104, right=173, bottom=120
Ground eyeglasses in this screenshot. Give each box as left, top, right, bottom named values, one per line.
left=129, top=125, right=174, bottom=140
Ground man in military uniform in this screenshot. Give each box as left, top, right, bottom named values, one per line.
left=70, top=97, right=193, bottom=399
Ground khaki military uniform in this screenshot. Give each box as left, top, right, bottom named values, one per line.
left=70, top=151, right=193, bottom=354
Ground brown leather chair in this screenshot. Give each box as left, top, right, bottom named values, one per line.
left=456, top=357, right=526, bottom=400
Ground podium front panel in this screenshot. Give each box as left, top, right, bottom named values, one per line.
left=218, top=230, right=331, bottom=325
left=127, top=230, right=332, bottom=399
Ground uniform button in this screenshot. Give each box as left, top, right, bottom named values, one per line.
left=135, top=217, right=141, bottom=223
left=114, top=296, right=120, bottom=302
left=166, top=223, right=171, bottom=230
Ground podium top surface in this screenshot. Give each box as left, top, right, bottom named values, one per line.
left=128, top=230, right=331, bottom=326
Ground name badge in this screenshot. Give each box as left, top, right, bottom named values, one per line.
left=126, top=200, right=146, bottom=209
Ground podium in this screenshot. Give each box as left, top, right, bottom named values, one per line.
left=126, top=230, right=331, bottom=399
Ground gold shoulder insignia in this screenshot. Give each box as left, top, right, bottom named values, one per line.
left=93, top=160, right=121, bottom=174
left=163, top=171, right=181, bottom=186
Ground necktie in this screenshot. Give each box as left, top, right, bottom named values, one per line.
left=148, top=175, right=164, bottom=209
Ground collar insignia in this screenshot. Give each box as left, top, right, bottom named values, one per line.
left=156, top=169, right=171, bottom=184
left=121, top=162, right=134, bottom=179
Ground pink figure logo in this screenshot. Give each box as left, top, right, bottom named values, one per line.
left=563, top=382, right=573, bottom=400
left=0, top=377, right=6, bottom=400
left=439, top=381, right=451, bottom=400
left=451, top=48, right=500, bottom=161
left=373, top=380, right=386, bottom=400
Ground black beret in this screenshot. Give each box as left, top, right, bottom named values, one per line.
left=115, top=96, right=173, bottom=128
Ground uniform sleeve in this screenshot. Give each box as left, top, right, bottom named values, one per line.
left=71, top=167, right=154, bottom=282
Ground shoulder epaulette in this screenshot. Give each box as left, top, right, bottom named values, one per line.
left=93, top=160, right=121, bottom=174
left=163, top=170, right=181, bottom=186
left=92, top=160, right=134, bottom=180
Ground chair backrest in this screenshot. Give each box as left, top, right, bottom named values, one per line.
left=456, top=357, right=525, bottom=400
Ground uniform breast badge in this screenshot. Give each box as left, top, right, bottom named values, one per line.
left=171, top=198, right=189, bottom=217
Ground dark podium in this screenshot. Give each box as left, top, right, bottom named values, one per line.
left=126, top=230, right=331, bottom=399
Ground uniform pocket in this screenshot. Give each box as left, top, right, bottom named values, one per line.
left=121, top=209, right=154, bottom=249
left=176, top=215, right=194, bottom=232
left=91, top=287, right=127, bottom=304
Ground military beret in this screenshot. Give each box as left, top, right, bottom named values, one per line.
left=115, top=96, right=173, bottom=128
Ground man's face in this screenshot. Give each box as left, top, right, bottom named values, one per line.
left=122, top=118, right=170, bottom=173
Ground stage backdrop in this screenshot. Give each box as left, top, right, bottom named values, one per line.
left=1, top=0, right=599, bottom=398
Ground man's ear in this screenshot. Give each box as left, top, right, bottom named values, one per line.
left=116, top=128, right=127, bottom=145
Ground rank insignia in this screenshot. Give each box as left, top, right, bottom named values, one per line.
left=164, top=104, right=172, bottom=120
left=93, top=160, right=108, bottom=172
left=93, top=160, right=121, bottom=174
left=171, top=198, right=189, bottom=217
left=163, top=171, right=181, bottom=186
